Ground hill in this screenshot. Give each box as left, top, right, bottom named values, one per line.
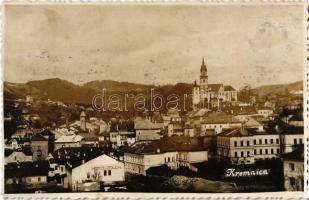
left=251, top=81, right=303, bottom=97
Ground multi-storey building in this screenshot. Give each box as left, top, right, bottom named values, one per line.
left=217, top=128, right=281, bottom=165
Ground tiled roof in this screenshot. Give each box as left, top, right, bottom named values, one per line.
left=208, top=84, right=223, bottom=92
left=5, top=161, right=49, bottom=178
left=55, top=133, right=84, bottom=143
left=224, top=85, right=236, bottom=91
left=137, top=131, right=161, bottom=141
left=217, top=128, right=253, bottom=137
left=243, top=117, right=262, bottom=127
left=124, top=136, right=209, bottom=155
left=134, top=119, right=163, bottom=130
left=202, top=111, right=240, bottom=124
left=52, top=146, right=123, bottom=168
left=31, top=133, right=48, bottom=141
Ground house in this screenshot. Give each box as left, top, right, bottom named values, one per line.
left=257, top=106, right=274, bottom=118
left=110, top=131, right=136, bottom=148
left=243, top=117, right=264, bottom=132
left=183, top=124, right=195, bottom=137
left=136, top=130, right=161, bottom=141
left=200, top=111, right=241, bottom=134
left=67, top=154, right=125, bottom=191
left=167, top=122, right=184, bottom=137
left=217, top=128, right=281, bottom=165
left=5, top=151, right=33, bottom=165
left=282, top=147, right=304, bottom=191
left=5, top=161, right=50, bottom=193
left=124, top=137, right=209, bottom=175
left=279, top=126, right=304, bottom=154
left=222, top=105, right=257, bottom=122
left=54, top=133, right=85, bottom=150
left=162, top=109, right=182, bottom=127
left=134, top=118, right=163, bottom=141
left=287, top=114, right=303, bottom=127
left=31, top=134, right=49, bottom=161
left=217, top=128, right=255, bottom=165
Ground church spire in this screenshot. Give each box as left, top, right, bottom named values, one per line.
left=200, top=57, right=207, bottom=75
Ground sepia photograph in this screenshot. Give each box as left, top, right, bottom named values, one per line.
left=2, top=2, right=307, bottom=195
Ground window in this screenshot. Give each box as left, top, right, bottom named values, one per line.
left=247, top=141, right=250, bottom=146
left=277, top=148, right=280, bottom=154
left=276, top=139, right=279, bottom=144
left=168, top=157, right=170, bottom=162
left=259, top=139, right=262, bottom=144
left=289, top=177, right=296, bottom=188
left=299, top=138, right=303, bottom=144
left=265, top=139, right=268, bottom=144
left=38, top=177, right=41, bottom=182
left=254, top=150, right=257, bottom=155
left=104, top=170, right=107, bottom=176
left=87, top=172, right=90, bottom=179
left=55, top=166, right=58, bottom=170
left=289, top=163, right=295, bottom=171
left=260, top=149, right=263, bottom=154
left=271, top=149, right=274, bottom=154
left=265, top=149, right=268, bottom=154
left=247, top=151, right=250, bottom=157
left=254, top=140, right=256, bottom=145
left=241, top=151, right=244, bottom=157
left=294, top=139, right=297, bottom=144
left=270, top=139, right=273, bottom=144
left=241, top=141, right=243, bottom=147
left=234, top=141, right=237, bottom=147
left=235, top=152, right=238, bottom=158
left=108, top=170, right=111, bottom=176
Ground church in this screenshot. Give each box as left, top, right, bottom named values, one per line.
left=192, top=58, right=237, bottom=109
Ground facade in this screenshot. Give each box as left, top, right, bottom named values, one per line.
left=280, top=127, right=304, bottom=154
left=192, top=58, right=237, bottom=110
left=31, top=134, right=49, bottom=161
left=68, top=154, right=125, bottom=191
left=54, top=134, right=85, bottom=150
left=217, top=128, right=281, bottom=165
left=124, top=137, right=209, bottom=175
left=5, top=161, right=50, bottom=192
left=282, top=148, right=304, bottom=191
left=5, top=151, right=33, bottom=164
left=200, top=111, right=241, bottom=134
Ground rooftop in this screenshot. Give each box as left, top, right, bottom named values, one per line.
left=124, top=136, right=210, bottom=155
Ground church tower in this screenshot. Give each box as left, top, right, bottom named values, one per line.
left=80, top=111, right=86, bottom=131
left=200, top=57, right=208, bottom=91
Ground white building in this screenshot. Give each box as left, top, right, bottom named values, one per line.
left=200, top=111, right=241, bottom=134
left=282, top=148, right=304, bottom=191
left=217, top=128, right=281, bottom=165
left=280, top=126, right=304, bottom=154
left=67, top=154, right=125, bottom=191
left=54, top=133, right=85, bottom=150
left=124, top=137, right=209, bottom=175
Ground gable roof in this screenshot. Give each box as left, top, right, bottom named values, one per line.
left=202, top=111, right=240, bottom=124
left=224, top=85, right=236, bottom=91
left=208, top=84, right=223, bottom=92
left=124, top=136, right=209, bottom=155
left=137, top=131, right=161, bottom=141
left=243, top=117, right=262, bottom=128
left=55, top=133, right=84, bottom=143
left=5, top=161, right=49, bottom=178
left=134, top=119, right=163, bottom=130
left=217, top=128, right=253, bottom=137
left=31, top=133, right=48, bottom=142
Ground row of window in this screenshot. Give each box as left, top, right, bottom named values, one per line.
left=234, top=138, right=279, bottom=147
left=293, top=138, right=303, bottom=145
left=234, top=148, right=280, bottom=158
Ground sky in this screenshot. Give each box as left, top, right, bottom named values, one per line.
left=4, top=4, right=306, bottom=89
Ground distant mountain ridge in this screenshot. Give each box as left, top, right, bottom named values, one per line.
left=4, top=78, right=303, bottom=105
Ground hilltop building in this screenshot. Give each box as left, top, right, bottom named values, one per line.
left=192, top=58, right=237, bottom=110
